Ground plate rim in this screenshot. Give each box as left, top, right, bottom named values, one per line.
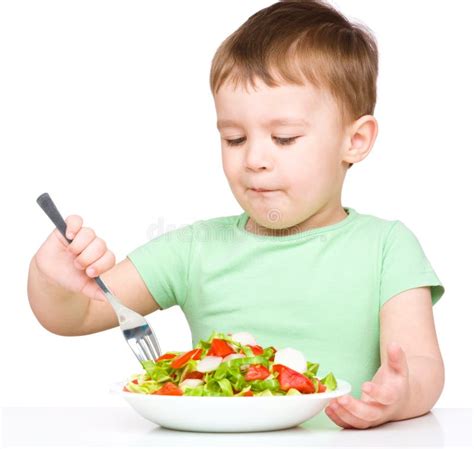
left=110, top=377, right=351, bottom=399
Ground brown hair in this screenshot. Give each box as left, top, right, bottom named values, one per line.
left=209, top=0, right=379, bottom=169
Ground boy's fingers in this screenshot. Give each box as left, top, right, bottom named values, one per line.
left=335, top=395, right=383, bottom=423
left=92, top=285, right=107, bottom=302
left=362, top=382, right=398, bottom=405
left=325, top=406, right=354, bottom=429
left=84, top=249, right=115, bottom=278
left=329, top=403, right=371, bottom=429
left=65, top=215, right=83, bottom=240
left=75, top=237, right=107, bottom=269
left=68, top=227, right=96, bottom=256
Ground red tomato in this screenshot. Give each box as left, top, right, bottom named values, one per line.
left=207, top=338, right=235, bottom=357
left=132, top=379, right=138, bottom=384
left=248, top=345, right=264, bottom=355
left=153, top=382, right=183, bottom=396
left=123, top=386, right=130, bottom=392
left=243, top=391, right=254, bottom=396
left=245, top=364, right=270, bottom=381
left=238, top=344, right=264, bottom=356
left=170, top=348, right=202, bottom=369
left=155, top=353, right=176, bottom=362
left=272, top=364, right=315, bottom=394
left=192, top=349, right=203, bottom=360
left=183, top=371, right=204, bottom=380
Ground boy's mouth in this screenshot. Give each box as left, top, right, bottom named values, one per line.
left=249, top=184, right=277, bottom=191
left=249, top=188, right=279, bottom=194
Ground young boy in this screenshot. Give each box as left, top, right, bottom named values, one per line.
left=28, top=0, right=445, bottom=429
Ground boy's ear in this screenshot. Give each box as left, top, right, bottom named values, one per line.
left=343, top=115, right=378, bottom=166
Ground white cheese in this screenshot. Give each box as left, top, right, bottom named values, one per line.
left=273, top=347, right=307, bottom=373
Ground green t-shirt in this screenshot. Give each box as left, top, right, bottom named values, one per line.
left=126, top=207, right=444, bottom=398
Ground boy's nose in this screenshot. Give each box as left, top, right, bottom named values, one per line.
left=244, top=142, right=274, bottom=172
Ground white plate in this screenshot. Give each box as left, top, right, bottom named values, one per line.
left=110, top=378, right=351, bottom=432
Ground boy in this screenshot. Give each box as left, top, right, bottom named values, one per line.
left=28, top=0, right=445, bottom=429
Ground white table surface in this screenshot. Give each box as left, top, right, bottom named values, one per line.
left=1, top=406, right=472, bottom=449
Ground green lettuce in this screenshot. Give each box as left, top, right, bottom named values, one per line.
left=125, top=331, right=339, bottom=397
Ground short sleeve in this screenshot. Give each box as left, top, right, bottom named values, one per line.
left=380, top=220, right=445, bottom=307
left=126, top=224, right=193, bottom=310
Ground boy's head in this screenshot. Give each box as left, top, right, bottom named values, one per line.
left=210, top=0, right=379, bottom=233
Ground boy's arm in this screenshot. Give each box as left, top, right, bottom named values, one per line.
left=28, top=255, right=160, bottom=336
left=379, top=286, right=445, bottom=420
left=28, top=254, right=90, bottom=336
left=78, top=257, right=161, bottom=335
left=325, top=286, right=444, bottom=429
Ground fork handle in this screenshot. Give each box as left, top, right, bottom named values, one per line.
left=37, top=193, right=73, bottom=245
left=36, top=192, right=110, bottom=295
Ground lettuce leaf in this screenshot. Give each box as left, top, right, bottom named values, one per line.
left=320, top=372, right=337, bottom=391
left=127, top=331, right=339, bottom=397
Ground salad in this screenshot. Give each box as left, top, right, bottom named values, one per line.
left=123, top=331, right=337, bottom=397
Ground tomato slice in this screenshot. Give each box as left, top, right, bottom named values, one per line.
left=245, top=364, right=270, bottom=381
left=155, top=353, right=176, bottom=362
left=183, top=370, right=204, bottom=380
left=243, top=390, right=254, bottom=396
left=170, top=348, right=202, bottom=369
left=272, top=364, right=315, bottom=394
left=153, top=382, right=183, bottom=396
left=192, top=348, right=203, bottom=360
left=248, top=344, right=264, bottom=355
left=207, top=338, right=235, bottom=357
left=238, top=344, right=264, bottom=356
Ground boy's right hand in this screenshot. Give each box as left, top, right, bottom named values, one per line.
left=34, top=215, right=116, bottom=302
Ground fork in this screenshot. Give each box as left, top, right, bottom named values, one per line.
left=36, top=192, right=162, bottom=366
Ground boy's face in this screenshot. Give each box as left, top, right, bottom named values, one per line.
left=214, top=76, right=368, bottom=233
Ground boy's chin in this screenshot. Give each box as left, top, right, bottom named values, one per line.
left=248, top=210, right=303, bottom=232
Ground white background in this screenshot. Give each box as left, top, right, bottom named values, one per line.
left=0, top=0, right=472, bottom=409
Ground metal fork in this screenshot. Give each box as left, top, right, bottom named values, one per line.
left=36, top=192, right=162, bottom=365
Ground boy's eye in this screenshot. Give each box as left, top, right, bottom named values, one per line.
left=224, top=137, right=299, bottom=147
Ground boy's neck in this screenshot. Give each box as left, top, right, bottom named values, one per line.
left=245, top=203, right=348, bottom=237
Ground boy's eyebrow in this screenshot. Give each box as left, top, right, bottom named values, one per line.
left=216, top=117, right=310, bottom=130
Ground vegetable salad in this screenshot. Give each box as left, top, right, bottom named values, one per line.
left=123, top=331, right=337, bottom=397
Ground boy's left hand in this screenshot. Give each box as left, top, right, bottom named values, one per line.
left=325, top=342, right=410, bottom=429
